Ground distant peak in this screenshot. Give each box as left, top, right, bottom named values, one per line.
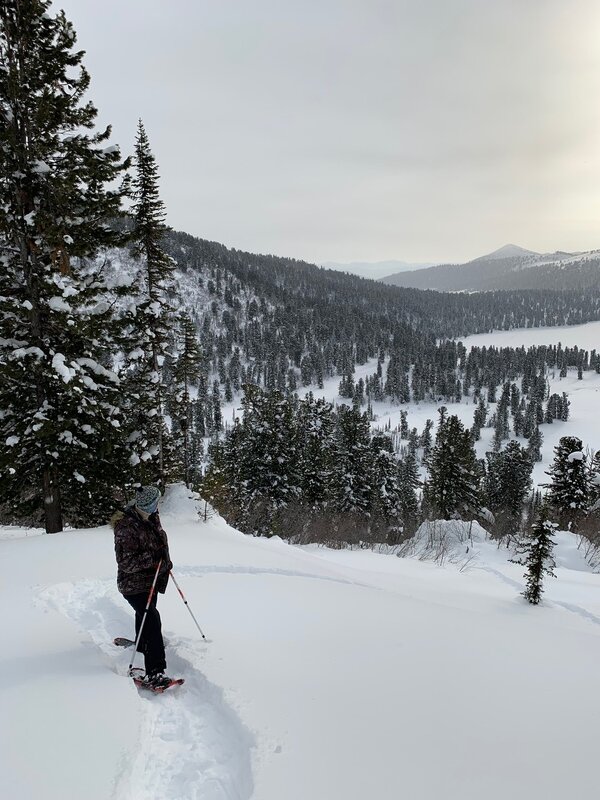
left=478, top=244, right=539, bottom=261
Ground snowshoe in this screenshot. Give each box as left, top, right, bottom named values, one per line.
left=133, top=672, right=184, bottom=694
left=114, top=637, right=135, bottom=648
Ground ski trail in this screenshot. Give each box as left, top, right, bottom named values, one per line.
left=477, top=563, right=600, bottom=628
left=174, top=563, right=373, bottom=589
left=38, top=579, right=255, bottom=800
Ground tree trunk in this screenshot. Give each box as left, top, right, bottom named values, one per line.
left=42, top=465, right=63, bottom=533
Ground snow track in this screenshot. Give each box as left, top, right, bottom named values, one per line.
left=39, top=579, right=255, bottom=800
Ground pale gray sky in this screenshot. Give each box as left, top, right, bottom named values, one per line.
left=58, top=0, right=600, bottom=264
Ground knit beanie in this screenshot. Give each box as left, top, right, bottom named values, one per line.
left=135, top=486, right=161, bottom=514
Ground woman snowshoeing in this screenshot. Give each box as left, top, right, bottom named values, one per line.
left=112, top=486, right=173, bottom=690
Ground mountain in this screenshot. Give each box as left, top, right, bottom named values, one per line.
left=478, top=244, right=540, bottom=260
left=381, top=244, right=600, bottom=292
left=93, top=228, right=600, bottom=423
left=321, top=259, right=435, bottom=280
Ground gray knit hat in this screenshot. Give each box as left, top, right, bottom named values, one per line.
left=135, top=486, right=161, bottom=514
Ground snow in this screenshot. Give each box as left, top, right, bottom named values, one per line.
left=2, top=485, right=600, bottom=799
left=52, top=353, right=75, bottom=383
left=48, top=296, right=72, bottom=312
left=31, top=159, right=51, bottom=174
left=456, top=319, right=600, bottom=350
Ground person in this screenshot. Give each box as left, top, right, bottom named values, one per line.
left=112, top=485, right=173, bottom=689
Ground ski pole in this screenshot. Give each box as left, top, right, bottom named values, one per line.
left=128, top=559, right=163, bottom=676
left=169, top=570, right=207, bottom=640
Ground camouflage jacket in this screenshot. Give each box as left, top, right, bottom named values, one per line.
left=112, top=507, right=172, bottom=596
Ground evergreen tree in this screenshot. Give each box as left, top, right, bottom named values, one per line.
left=233, top=385, right=300, bottom=535
left=544, top=436, right=591, bottom=529
left=212, top=380, right=223, bottom=433
left=589, top=451, right=600, bottom=513
left=492, top=383, right=510, bottom=450
left=471, top=395, right=487, bottom=441
left=512, top=509, right=557, bottom=605
left=399, top=410, right=409, bottom=439
left=125, top=119, right=175, bottom=485
left=0, top=1, right=129, bottom=531
left=484, top=441, right=532, bottom=536
left=527, top=425, right=543, bottom=463
left=424, top=413, right=481, bottom=520
left=370, top=433, right=403, bottom=542
left=331, top=405, right=374, bottom=514
left=420, top=419, right=434, bottom=461
left=398, top=452, right=420, bottom=533
left=296, top=394, right=336, bottom=507
left=170, top=314, right=203, bottom=487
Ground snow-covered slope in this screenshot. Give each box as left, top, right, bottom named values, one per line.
left=479, top=243, right=539, bottom=260
left=381, top=243, right=600, bottom=291
left=2, top=485, right=600, bottom=800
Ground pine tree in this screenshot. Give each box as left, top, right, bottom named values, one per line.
left=297, top=394, right=336, bottom=507
left=0, top=1, right=129, bottom=531
left=212, top=380, right=223, bottom=434
left=589, top=451, right=600, bottom=513
left=512, top=509, right=557, bottom=605
left=124, top=119, right=175, bottom=486
left=527, top=425, right=543, bottom=463
left=170, top=314, right=203, bottom=487
left=484, top=441, right=532, bottom=536
left=239, top=385, right=300, bottom=534
left=420, top=419, right=434, bottom=461
left=398, top=452, right=420, bottom=534
left=331, top=405, right=374, bottom=514
left=370, top=433, right=403, bottom=542
left=424, top=413, right=481, bottom=520
left=544, top=436, right=590, bottom=529
left=471, top=395, right=487, bottom=441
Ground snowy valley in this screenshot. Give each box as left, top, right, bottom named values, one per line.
left=4, top=3, right=600, bottom=800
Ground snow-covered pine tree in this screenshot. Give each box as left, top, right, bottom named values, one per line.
left=484, top=440, right=532, bottom=536
left=236, top=385, right=300, bottom=535
left=369, top=432, right=404, bottom=542
left=212, top=380, right=223, bottom=433
left=527, top=424, right=543, bottom=463
left=492, top=383, right=511, bottom=451
left=543, top=436, right=591, bottom=529
left=589, top=451, right=600, bottom=513
left=296, top=393, right=336, bottom=507
left=471, top=395, right=487, bottom=441
left=0, top=1, right=129, bottom=531
left=424, top=413, right=481, bottom=520
left=124, top=119, right=175, bottom=485
left=399, top=451, right=420, bottom=529
left=420, top=419, right=434, bottom=461
left=170, top=314, right=204, bottom=487
left=512, top=508, right=557, bottom=605
left=331, top=405, right=374, bottom=515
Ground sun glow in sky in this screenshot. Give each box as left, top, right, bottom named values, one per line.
left=59, top=0, right=600, bottom=264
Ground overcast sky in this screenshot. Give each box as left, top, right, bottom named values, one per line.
left=57, top=0, right=600, bottom=265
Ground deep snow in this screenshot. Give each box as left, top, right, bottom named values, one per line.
left=2, top=485, right=600, bottom=800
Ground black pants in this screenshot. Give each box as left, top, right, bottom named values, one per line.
left=124, top=591, right=166, bottom=676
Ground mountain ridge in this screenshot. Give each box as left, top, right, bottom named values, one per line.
left=380, top=244, right=600, bottom=291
